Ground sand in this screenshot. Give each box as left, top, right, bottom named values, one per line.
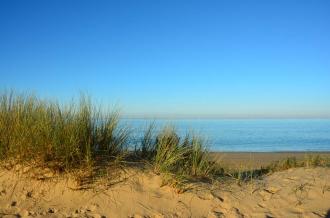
left=211, top=152, right=330, bottom=169
left=0, top=164, right=330, bottom=218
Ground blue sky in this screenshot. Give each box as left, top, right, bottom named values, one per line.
left=0, top=0, right=329, bottom=118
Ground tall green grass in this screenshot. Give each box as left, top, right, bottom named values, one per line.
left=137, top=125, right=215, bottom=180
left=0, top=91, right=128, bottom=172
left=0, top=91, right=215, bottom=186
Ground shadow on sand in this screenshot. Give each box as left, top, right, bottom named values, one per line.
left=325, top=209, right=330, bottom=218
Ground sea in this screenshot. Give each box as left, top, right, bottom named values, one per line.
left=122, top=119, right=330, bottom=152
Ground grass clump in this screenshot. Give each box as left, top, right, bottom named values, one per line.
left=267, top=155, right=330, bottom=173
left=0, top=91, right=128, bottom=174
left=304, top=154, right=330, bottom=167
left=137, top=125, right=216, bottom=189
left=226, top=155, right=330, bottom=185
left=268, top=156, right=299, bottom=172
left=139, top=122, right=157, bottom=160
left=153, top=127, right=187, bottom=174
left=186, top=135, right=216, bottom=177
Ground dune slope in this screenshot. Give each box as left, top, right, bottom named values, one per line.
left=0, top=167, right=329, bottom=218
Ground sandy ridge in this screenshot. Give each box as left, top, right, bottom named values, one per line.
left=0, top=167, right=329, bottom=218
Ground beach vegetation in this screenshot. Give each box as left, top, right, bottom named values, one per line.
left=0, top=91, right=128, bottom=174
left=135, top=125, right=216, bottom=190
left=0, top=91, right=329, bottom=190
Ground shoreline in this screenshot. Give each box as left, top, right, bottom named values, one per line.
left=211, top=151, right=330, bottom=168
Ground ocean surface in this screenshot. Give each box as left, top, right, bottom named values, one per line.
left=122, top=119, right=330, bottom=152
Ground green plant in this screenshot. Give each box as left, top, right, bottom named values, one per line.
left=304, top=154, right=322, bottom=167
left=153, top=127, right=188, bottom=174
left=186, top=135, right=214, bottom=177
left=268, top=157, right=299, bottom=172
left=139, top=122, right=156, bottom=160
left=138, top=125, right=216, bottom=186
left=0, top=91, right=129, bottom=173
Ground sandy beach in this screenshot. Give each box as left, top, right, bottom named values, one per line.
left=2, top=0, right=330, bottom=216
left=1, top=152, right=330, bottom=218
left=212, top=152, right=330, bottom=168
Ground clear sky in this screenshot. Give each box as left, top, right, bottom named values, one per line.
left=0, top=0, right=329, bottom=118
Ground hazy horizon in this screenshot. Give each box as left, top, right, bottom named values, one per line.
left=1, top=1, right=329, bottom=119
left=122, top=114, right=330, bottom=120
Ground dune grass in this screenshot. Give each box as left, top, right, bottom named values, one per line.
left=1, top=91, right=329, bottom=190
left=0, top=91, right=215, bottom=189
left=136, top=124, right=216, bottom=188
left=0, top=91, right=129, bottom=174
left=226, top=155, right=330, bottom=185
left=268, top=155, right=330, bottom=172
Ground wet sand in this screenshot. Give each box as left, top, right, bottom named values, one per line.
left=211, top=151, right=330, bottom=168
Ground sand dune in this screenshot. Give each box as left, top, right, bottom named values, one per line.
left=0, top=167, right=329, bottom=218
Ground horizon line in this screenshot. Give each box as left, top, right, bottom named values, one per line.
left=122, top=114, right=330, bottom=120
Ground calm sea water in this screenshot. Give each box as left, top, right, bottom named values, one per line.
left=122, top=119, right=330, bottom=152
